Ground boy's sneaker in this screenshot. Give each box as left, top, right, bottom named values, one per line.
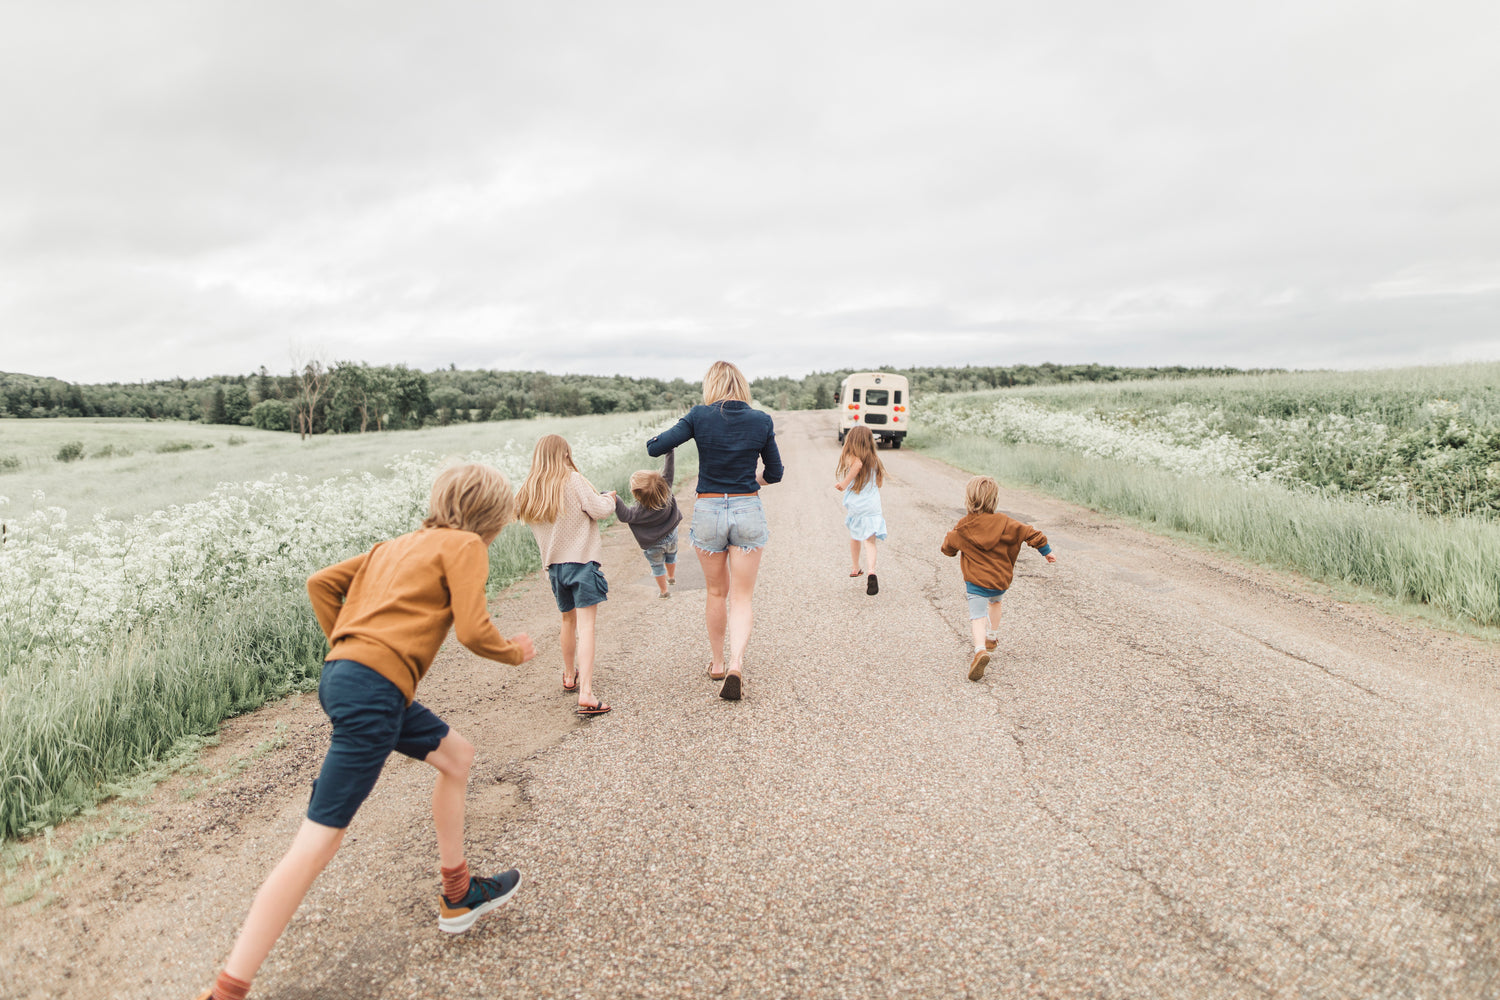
left=967, top=649, right=990, bottom=681
left=439, top=868, right=521, bottom=933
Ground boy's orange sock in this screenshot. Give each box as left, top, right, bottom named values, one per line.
left=442, top=860, right=470, bottom=902
left=212, top=971, right=251, bottom=1000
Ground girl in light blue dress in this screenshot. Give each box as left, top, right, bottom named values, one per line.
left=834, top=424, right=888, bottom=595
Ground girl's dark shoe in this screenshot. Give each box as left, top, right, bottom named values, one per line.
left=866, top=574, right=879, bottom=595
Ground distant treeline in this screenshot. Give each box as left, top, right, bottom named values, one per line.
left=753, top=363, right=1262, bottom=410
left=0, top=362, right=1255, bottom=433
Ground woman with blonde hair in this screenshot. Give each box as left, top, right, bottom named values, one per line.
left=646, top=361, right=783, bottom=700
left=515, top=434, right=616, bottom=715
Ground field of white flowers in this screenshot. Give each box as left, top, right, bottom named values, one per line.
left=0, top=413, right=678, bottom=841
left=912, top=363, right=1500, bottom=629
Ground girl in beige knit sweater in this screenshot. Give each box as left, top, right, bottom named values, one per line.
left=516, top=434, right=616, bottom=715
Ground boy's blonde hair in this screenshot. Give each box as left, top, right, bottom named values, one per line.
left=515, top=434, right=579, bottom=524
left=630, top=469, right=672, bottom=509
left=423, top=463, right=514, bottom=538
left=702, top=360, right=751, bottom=406
left=965, top=475, right=1000, bottom=514
left=836, top=424, right=885, bottom=493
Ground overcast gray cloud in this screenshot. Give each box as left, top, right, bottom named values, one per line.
left=2, top=0, right=1497, bottom=382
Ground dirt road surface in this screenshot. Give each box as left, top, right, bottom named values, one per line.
left=3, top=410, right=1497, bottom=1000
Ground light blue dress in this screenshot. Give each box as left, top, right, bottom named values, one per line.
left=843, top=478, right=888, bottom=541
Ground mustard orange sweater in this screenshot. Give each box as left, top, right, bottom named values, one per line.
left=941, top=511, right=1052, bottom=592
left=307, top=527, right=527, bottom=703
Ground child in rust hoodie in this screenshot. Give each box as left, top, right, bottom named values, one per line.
left=941, top=475, right=1056, bottom=681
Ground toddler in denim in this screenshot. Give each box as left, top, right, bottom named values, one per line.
left=941, top=475, right=1056, bottom=682
left=615, top=448, right=683, bottom=597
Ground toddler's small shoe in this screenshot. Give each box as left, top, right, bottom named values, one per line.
left=439, top=869, right=522, bottom=933
left=985, top=638, right=997, bottom=652
left=967, top=649, right=990, bottom=681
left=658, top=591, right=671, bottom=599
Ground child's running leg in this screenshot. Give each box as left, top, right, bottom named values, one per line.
left=428, top=730, right=475, bottom=874
left=985, top=599, right=1003, bottom=650
left=969, top=615, right=989, bottom=652
left=848, top=539, right=863, bottom=575
left=863, top=537, right=879, bottom=576
left=222, top=820, right=346, bottom=986
left=560, top=609, right=577, bottom=689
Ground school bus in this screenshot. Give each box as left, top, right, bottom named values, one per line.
left=837, top=372, right=911, bottom=448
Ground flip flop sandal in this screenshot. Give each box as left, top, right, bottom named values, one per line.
left=849, top=570, right=864, bottom=577
left=562, top=672, right=578, bottom=692
left=719, top=671, right=742, bottom=701
left=576, top=700, right=611, bottom=716
left=707, top=661, right=727, bottom=681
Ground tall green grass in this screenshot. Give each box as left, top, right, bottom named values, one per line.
left=914, top=433, right=1500, bottom=629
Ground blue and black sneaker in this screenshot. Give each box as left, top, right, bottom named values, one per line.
left=438, top=868, right=521, bottom=933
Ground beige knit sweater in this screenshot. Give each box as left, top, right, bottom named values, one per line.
left=528, top=471, right=615, bottom=567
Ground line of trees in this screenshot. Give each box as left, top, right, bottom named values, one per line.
left=0, top=362, right=1256, bottom=434
left=750, top=363, right=1266, bottom=411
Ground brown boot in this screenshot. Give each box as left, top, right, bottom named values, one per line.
left=967, top=649, right=990, bottom=681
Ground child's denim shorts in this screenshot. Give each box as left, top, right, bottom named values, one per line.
left=690, top=495, right=769, bottom=553
left=965, top=581, right=1007, bottom=619
left=308, top=659, right=450, bottom=829
left=642, top=532, right=679, bottom=577
left=548, top=560, right=609, bottom=613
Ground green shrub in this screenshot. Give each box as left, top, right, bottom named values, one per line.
left=250, top=399, right=293, bottom=432
left=154, top=441, right=196, bottom=454
left=54, top=441, right=85, bottom=463
left=227, top=434, right=247, bottom=446
left=91, top=445, right=115, bottom=459
left=0, top=455, right=20, bottom=474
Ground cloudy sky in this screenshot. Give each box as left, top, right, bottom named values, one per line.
left=3, top=0, right=1497, bottom=383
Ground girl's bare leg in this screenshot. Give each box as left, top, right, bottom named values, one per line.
left=428, top=731, right=475, bottom=869
left=560, top=610, right=577, bottom=688
left=574, top=604, right=599, bottom=705
left=697, top=548, right=729, bottom=675
left=224, top=820, right=346, bottom=981
left=863, top=538, right=879, bottom=576
left=725, top=546, right=765, bottom=675
left=849, top=539, right=862, bottom=574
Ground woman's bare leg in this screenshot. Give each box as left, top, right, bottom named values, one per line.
left=725, top=546, right=765, bottom=675
left=697, top=548, right=728, bottom=675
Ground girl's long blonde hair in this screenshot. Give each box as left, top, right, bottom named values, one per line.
left=702, top=360, right=751, bottom=406
left=515, top=434, right=579, bottom=523
left=837, top=425, right=884, bottom=493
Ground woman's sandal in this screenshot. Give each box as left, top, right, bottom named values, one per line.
left=562, top=670, right=578, bottom=692
left=576, top=699, right=611, bottom=716
left=719, top=671, right=742, bottom=701
left=848, top=570, right=864, bottom=577
left=707, top=661, right=727, bottom=681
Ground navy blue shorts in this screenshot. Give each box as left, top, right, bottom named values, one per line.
left=548, top=561, right=609, bottom=613
left=307, top=659, right=450, bottom=829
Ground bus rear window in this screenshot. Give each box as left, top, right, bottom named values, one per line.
left=851, top=388, right=860, bottom=402
left=894, top=390, right=902, bottom=404
left=864, top=389, right=889, bottom=406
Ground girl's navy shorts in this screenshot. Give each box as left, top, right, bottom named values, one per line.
left=307, top=659, right=450, bottom=829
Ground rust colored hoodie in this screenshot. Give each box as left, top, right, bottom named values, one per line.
left=941, top=511, right=1052, bottom=592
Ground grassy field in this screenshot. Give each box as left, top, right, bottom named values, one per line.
left=911, top=363, right=1500, bottom=631
left=0, top=415, right=668, bottom=524
left=0, top=411, right=688, bottom=843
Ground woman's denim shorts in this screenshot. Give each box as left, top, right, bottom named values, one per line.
left=690, top=495, right=770, bottom=553
left=548, top=560, right=609, bottom=613
left=965, top=581, right=1007, bottom=619
left=308, top=659, right=449, bottom=829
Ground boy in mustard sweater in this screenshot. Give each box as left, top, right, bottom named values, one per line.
left=941, top=475, right=1056, bottom=682
left=199, top=464, right=536, bottom=1000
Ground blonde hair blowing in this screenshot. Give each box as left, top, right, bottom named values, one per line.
left=630, top=469, right=672, bottom=509
left=423, top=463, right=515, bottom=539
left=837, top=424, right=885, bottom=493
left=515, top=434, right=580, bottom=524
left=702, top=360, right=751, bottom=405
left=965, top=475, right=1000, bottom=514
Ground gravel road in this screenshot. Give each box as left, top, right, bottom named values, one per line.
left=3, top=410, right=1497, bottom=1000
